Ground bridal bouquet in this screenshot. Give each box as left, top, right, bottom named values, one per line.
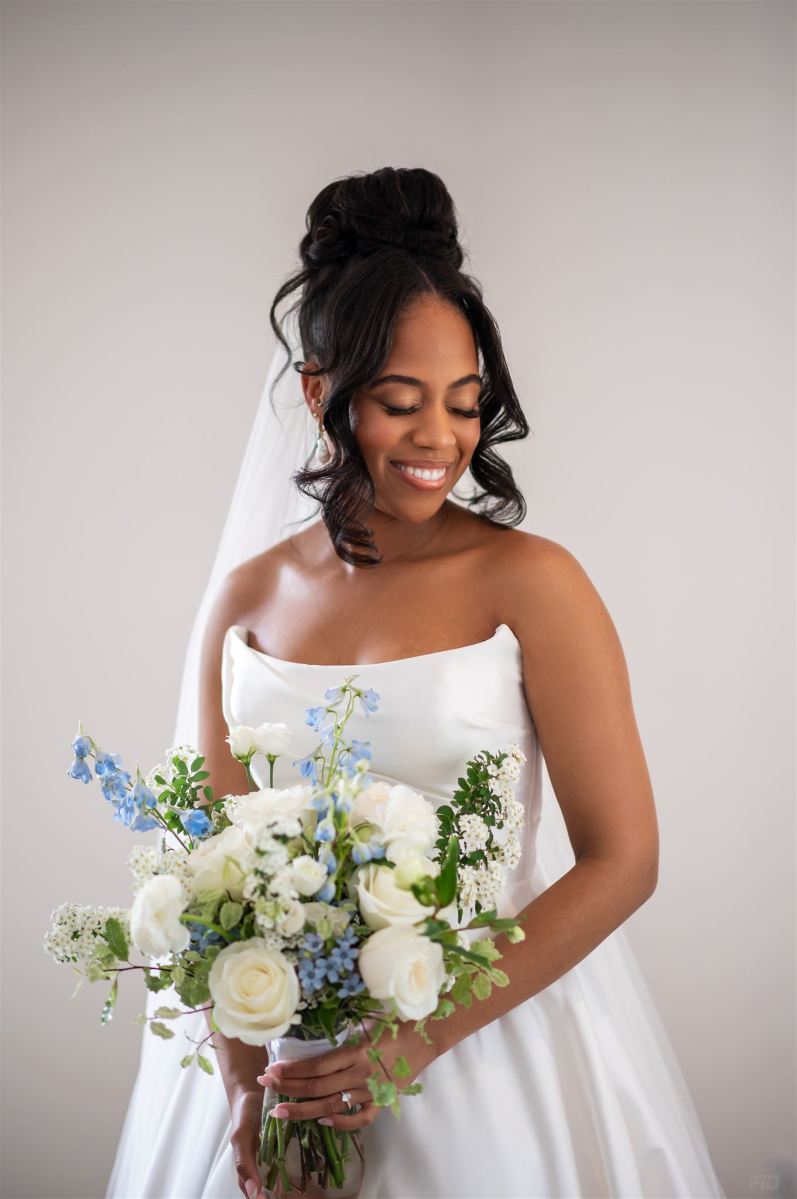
left=46, top=672, right=526, bottom=1197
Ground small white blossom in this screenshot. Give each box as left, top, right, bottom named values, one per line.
left=458, top=813, right=490, bottom=853
left=44, top=902, right=130, bottom=966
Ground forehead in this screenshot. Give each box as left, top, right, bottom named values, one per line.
left=385, top=296, right=478, bottom=372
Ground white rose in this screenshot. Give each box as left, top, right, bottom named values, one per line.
left=355, top=862, right=436, bottom=930
left=230, top=784, right=311, bottom=843
left=358, top=925, right=446, bottom=1020
left=381, top=785, right=438, bottom=863
left=208, top=938, right=300, bottom=1045
left=226, top=722, right=292, bottom=759
left=186, top=823, right=256, bottom=901
left=129, top=875, right=190, bottom=959
left=290, top=854, right=329, bottom=897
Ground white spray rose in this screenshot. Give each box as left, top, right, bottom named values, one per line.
left=290, top=855, right=328, bottom=897
left=208, top=938, right=300, bottom=1045
left=186, top=823, right=256, bottom=901
left=381, top=785, right=438, bottom=863
left=392, top=851, right=439, bottom=889
left=276, top=899, right=306, bottom=937
left=129, top=875, right=190, bottom=958
left=355, top=862, right=436, bottom=930
left=226, top=722, right=292, bottom=759
left=230, top=784, right=311, bottom=844
left=349, top=779, right=392, bottom=829
left=358, top=925, right=446, bottom=1020
left=349, top=781, right=438, bottom=864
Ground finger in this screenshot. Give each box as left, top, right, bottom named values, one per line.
left=318, top=1101, right=380, bottom=1131
left=264, top=1044, right=360, bottom=1084
left=256, top=1064, right=362, bottom=1100
left=268, top=1087, right=372, bottom=1123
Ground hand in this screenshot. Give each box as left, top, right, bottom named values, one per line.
left=228, top=1087, right=267, bottom=1199
left=256, top=1021, right=438, bottom=1131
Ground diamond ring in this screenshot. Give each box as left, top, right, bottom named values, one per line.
left=340, top=1090, right=353, bottom=1110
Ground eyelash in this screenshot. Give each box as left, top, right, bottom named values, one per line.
left=381, top=404, right=481, bottom=419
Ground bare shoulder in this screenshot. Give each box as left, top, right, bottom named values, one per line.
left=488, top=527, right=622, bottom=671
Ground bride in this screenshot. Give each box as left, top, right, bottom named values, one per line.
left=107, top=166, right=725, bottom=1198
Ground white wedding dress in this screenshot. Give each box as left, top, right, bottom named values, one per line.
left=106, top=620, right=726, bottom=1199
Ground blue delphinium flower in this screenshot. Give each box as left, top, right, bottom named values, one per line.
left=113, top=776, right=159, bottom=831
left=314, top=816, right=335, bottom=843
left=181, top=808, right=213, bottom=839
left=305, top=705, right=327, bottom=731
left=316, top=879, right=335, bottom=903
left=324, top=685, right=344, bottom=703
left=351, top=842, right=372, bottom=865
left=357, top=688, right=380, bottom=716
left=68, top=757, right=92, bottom=784
left=71, top=733, right=92, bottom=759
left=294, top=753, right=319, bottom=784
left=311, top=793, right=331, bottom=814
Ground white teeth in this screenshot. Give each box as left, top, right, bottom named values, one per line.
left=392, top=462, right=447, bottom=481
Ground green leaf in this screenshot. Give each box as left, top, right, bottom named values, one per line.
left=367, top=1077, right=398, bottom=1107
left=192, top=770, right=210, bottom=781
left=102, top=917, right=129, bottom=962
left=219, top=901, right=244, bottom=931
left=149, top=1021, right=175, bottom=1039
left=153, top=1006, right=184, bottom=1019
left=173, top=756, right=188, bottom=775
left=144, top=970, right=172, bottom=993
left=431, top=997, right=455, bottom=1020
left=473, top=972, right=492, bottom=1001
left=197, top=1054, right=214, bottom=1074
left=100, top=976, right=118, bottom=1025
left=392, top=1055, right=411, bottom=1079
left=414, top=1020, right=433, bottom=1046
left=469, top=907, right=498, bottom=927
left=366, top=1047, right=381, bottom=1063
left=489, top=968, right=509, bottom=987
left=180, top=1053, right=196, bottom=1068
left=435, top=835, right=459, bottom=907
left=399, top=1082, right=423, bottom=1096
left=190, top=756, right=205, bottom=771
left=451, top=975, right=473, bottom=1008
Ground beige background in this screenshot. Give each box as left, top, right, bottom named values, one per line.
left=2, top=2, right=794, bottom=1198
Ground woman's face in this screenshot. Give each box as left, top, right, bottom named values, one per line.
left=349, top=294, right=482, bottom=523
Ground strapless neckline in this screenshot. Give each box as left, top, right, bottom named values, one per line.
left=230, top=621, right=518, bottom=670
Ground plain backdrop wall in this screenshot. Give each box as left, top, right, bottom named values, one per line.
left=2, top=2, right=794, bottom=1198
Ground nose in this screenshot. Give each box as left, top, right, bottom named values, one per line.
left=408, top=401, right=459, bottom=453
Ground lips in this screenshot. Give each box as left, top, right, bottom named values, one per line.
left=388, top=459, right=452, bottom=491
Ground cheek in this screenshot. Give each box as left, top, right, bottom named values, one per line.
left=353, top=411, right=402, bottom=457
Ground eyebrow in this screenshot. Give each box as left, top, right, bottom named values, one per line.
left=368, top=372, right=483, bottom=391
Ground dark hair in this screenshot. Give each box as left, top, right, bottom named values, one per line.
left=268, top=166, right=530, bottom=568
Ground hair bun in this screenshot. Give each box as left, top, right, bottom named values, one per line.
left=301, top=167, right=464, bottom=271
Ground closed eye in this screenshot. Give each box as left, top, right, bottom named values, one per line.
left=382, top=404, right=480, bottom=419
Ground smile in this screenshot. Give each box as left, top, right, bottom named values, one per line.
left=388, top=460, right=451, bottom=490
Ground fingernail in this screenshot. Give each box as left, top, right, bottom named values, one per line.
left=244, top=1181, right=258, bottom=1199
left=271, top=1104, right=289, bottom=1118
left=318, top=1118, right=334, bottom=1126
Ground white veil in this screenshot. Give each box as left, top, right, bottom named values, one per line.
left=170, top=321, right=319, bottom=752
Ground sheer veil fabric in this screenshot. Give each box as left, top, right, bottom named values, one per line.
left=106, top=333, right=725, bottom=1198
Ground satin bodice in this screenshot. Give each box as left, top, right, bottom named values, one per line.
left=220, top=622, right=546, bottom=915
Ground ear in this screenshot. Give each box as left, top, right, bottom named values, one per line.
left=299, top=360, right=328, bottom=420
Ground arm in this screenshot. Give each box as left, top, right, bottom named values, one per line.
left=263, top=535, right=660, bottom=1121
left=425, top=534, right=659, bottom=1054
